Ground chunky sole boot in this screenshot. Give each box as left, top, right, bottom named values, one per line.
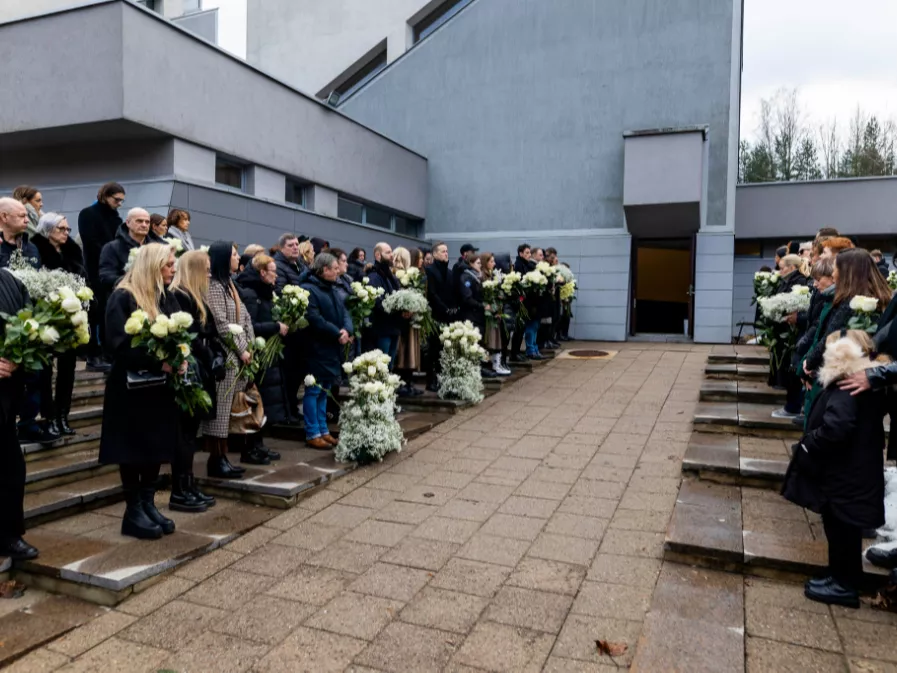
left=140, top=489, right=175, bottom=535
left=169, top=475, right=208, bottom=513
left=121, top=490, right=163, bottom=540
left=187, top=474, right=216, bottom=507
left=240, top=448, right=271, bottom=465
left=207, top=456, right=245, bottom=479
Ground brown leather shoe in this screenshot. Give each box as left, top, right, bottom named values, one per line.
left=321, top=434, right=339, bottom=446
left=306, top=437, right=332, bottom=450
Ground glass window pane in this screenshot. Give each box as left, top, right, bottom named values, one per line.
left=285, top=180, right=305, bottom=207
left=415, top=0, right=475, bottom=42
left=335, top=51, right=388, bottom=100
left=394, top=216, right=421, bottom=237
left=338, top=198, right=363, bottom=223
left=215, top=157, right=244, bottom=190
left=365, top=205, right=391, bottom=230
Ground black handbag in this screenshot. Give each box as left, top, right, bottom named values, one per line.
left=126, top=370, right=167, bottom=390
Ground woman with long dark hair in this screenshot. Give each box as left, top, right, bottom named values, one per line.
left=348, top=247, right=366, bottom=282
left=100, top=244, right=181, bottom=539
left=169, top=250, right=221, bottom=511
left=202, top=242, right=255, bottom=478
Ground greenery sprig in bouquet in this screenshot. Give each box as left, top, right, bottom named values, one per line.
left=124, top=309, right=212, bottom=416
left=888, top=271, right=897, bottom=292
left=335, top=350, right=404, bottom=465
left=847, top=295, right=882, bottom=334
left=345, top=278, right=385, bottom=339
left=438, top=320, right=487, bottom=403
left=382, top=287, right=436, bottom=337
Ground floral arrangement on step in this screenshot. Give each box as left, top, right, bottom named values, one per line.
left=335, top=349, right=404, bottom=465
left=345, top=278, right=385, bottom=339
left=756, top=286, right=812, bottom=368
left=382, top=288, right=436, bottom=337
left=395, top=267, right=425, bottom=292
left=438, top=320, right=487, bottom=404
left=124, top=309, right=212, bottom=416
left=848, top=295, right=882, bottom=334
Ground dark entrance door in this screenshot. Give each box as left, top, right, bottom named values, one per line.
left=630, top=237, right=692, bottom=335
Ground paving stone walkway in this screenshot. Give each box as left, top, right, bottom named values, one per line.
left=7, top=344, right=897, bottom=672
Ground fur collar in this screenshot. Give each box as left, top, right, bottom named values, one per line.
left=817, top=337, right=882, bottom=388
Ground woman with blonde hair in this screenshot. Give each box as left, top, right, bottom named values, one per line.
left=202, top=242, right=256, bottom=479
left=168, top=250, right=222, bottom=512
left=393, top=246, right=423, bottom=397
left=783, top=329, right=889, bottom=608
left=100, top=243, right=182, bottom=539
left=298, top=240, right=315, bottom=269
left=769, top=253, right=810, bottom=417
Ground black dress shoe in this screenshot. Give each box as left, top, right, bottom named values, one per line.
left=866, top=547, right=897, bottom=569
left=481, top=368, right=499, bottom=379
left=805, top=576, right=835, bottom=590
left=18, top=426, right=59, bottom=445
left=0, top=537, right=39, bottom=560
left=262, top=446, right=281, bottom=461
left=207, top=457, right=245, bottom=479
left=57, top=415, right=76, bottom=436
left=86, top=356, right=112, bottom=373
left=804, top=578, right=860, bottom=608
left=241, top=447, right=271, bottom=466
left=187, top=475, right=216, bottom=507
left=509, top=354, right=529, bottom=364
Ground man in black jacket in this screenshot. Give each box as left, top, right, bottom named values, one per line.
left=79, top=182, right=125, bottom=372
left=0, top=267, right=40, bottom=560
left=366, top=242, right=406, bottom=370
left=510, top=243, right=539, bottom=362
left=274, top=234, right=305, bottom=289
left=872, top=250, right=890, bottom=278
left=424, top=242, right=457, bottom=391
left=273, top=233, right=307, bottom=421
left=0, top=197, right=40, bottom=269
left=98, top=208, right=150, bottom=293
left=452, top=243, right=478, bottom=301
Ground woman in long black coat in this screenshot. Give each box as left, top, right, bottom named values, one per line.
left=782, top=329, right=888, bottom=608
left=100, top=243, right=182, bottom=540
left=32, top=213, right=87, bottom=436
left=236, top=253, right=289, bottom=462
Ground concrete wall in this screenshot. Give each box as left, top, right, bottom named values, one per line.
left=0, top=1, right=428, bottom=220
left=693, top=232, right=735, bottom=343
left=736, top=177, right=897, bottom=239
left=732, top=255, right=776, bottom=339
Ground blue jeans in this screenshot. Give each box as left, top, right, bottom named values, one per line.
left=303, top=385, right=328, bottom=439
left=524, top=320, right=540, bottom=355
left=375, top=335, right=400, bottom=370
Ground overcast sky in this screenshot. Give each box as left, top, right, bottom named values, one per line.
left=741, top=0, right=897, bottom=142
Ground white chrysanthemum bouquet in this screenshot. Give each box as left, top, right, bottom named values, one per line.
left=395, top=267, right=425, bottom=292
left=756, top=285, right=812, bottom=365
left=335, top=350, right=404, bottom=464
left=848, top=295, right=882, bottom=334
left=438, top=320, right=487, bottom=403
left=124, top=309, right=212, bottom=415
left=382, top=288, right=436, bottom=337
left=346, top=278, right=385, bottom=339
left=752, top=271, right=781, bottom=305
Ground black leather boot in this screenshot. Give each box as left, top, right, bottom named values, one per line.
left=866, top=547, right=897, bottom=569
left=187, top=474, right=216, bottom=507
left=57, top=408, right=76, bottom=436
left=206, top=437, right=246, bottom=479
left=140, top=488, right=175, bottom=535
left=121, top=489, right=163, bottom=540
left=254, top=435, right=280, bottom=461
left=169, top=474, right=208, bottom=513
left=241, top=444, right=271, bottom=465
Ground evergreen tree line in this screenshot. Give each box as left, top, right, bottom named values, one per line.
left=739, top=89, right=897, bottom=184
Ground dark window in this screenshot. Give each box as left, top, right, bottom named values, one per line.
left=334, top=50, right=388, bottom=100
left=365, top=205, right=392, bottom=230
left=285, top=180, right=306, bottom=208
left=394, top=216, right=422, bottom=237
left=734, top=240, right=762, bottom=257
left=414, top=0, right=475, bottom=42
left=215, top=156, right=245, bottom=190
left=338, top=198, right=364, bottom=223
left=136, top=0, right=159, bottom=12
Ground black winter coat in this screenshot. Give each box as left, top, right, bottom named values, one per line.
left=0, top=270, right=29, bottom=425
left=426, top=259, right=455, bottom=323
left=782, top=383, right=886, bottom=529
left=877, top=259, right=890, bottom=278
left=0, top=232, right=40, bottom=269
left=301, top=275, right=350, bottom=384
left=366, top=261, right=406, bottom=338
left=236, top=267, right=290, bottom=424
left=348, top=259, right=366, bottom=283
left=334, top=274, right=355, bottom=333
left=99, top=289, right=180, bottom=466
left=804, top=301, right=854, bottom=374
left=98, top=225, right=145, bottom=292
left=78, top=201, right=122, bottom=284
left=173, top=290, right=223, bottom=423
left=513, top=256, right=539, bottom=316
left=458, top=268, right=485, bottom=329
left=451, top=258, right=471, bottom=304
left=274, top=252, right=305, bottom=291
left=32, top=234, right=86, bottom=278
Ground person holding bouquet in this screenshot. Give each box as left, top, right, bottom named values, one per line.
left=366, top=242, right=405, bottom=369
left=169, top=250, right=222, bottom=512
left=202, top=242, right=255, bottom=478
left=100, top=244, right=181, bottom=539
left=480, top=252, right=512, bottom=376
left=393, top=246, right=425, bottom=397
left=768, top=253, right=809, bottom=418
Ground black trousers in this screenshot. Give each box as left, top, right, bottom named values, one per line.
left=119, top=463, right=162, bottom=490
left=39, top=351, right=77, bottom=420
left=87, top=288, right=107, bottom=358
left=0, top=383, right=25, bottom=538
left=424, top=331, right=444, bottom=384
left=822, top=507, right=863, bottom=588
left=173, top=417, right=200, bottom=475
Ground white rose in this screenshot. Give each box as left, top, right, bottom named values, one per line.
left=61, top=297, right=81, bottom=313
left=40, top=326, right=60, bottom=345
left=343, top=362, right=353, bottom=374
left=304, top=375, right=317, bottom=387
left=71, top=311, right=88, bottom=326
left=368, top=366, right=377, bottom=377
left=171, top=312, right=194, bottom=329
left=58, top=286, right=76, bottom=300
left=124, top=317, right=142, bottom=335
left=149, top=322, right=169, bottom=338
left=863, top=296, right=879, bottom=312
left=76, top=287, right=94, bottom=302
left=227, top=324, right=244, bottom=335
left=255, top=337, right=266, bottom=349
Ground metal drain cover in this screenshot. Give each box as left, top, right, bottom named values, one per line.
left=568, top=350, right=610, bottom=358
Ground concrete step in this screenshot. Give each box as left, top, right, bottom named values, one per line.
left=707, top=353, right=769, bottom=367
left=699, top=380, right=786, bottom=405
left=22, top=424, right=102, bottom=462
left=682, top=434, right=789, bottom=489
left=693, top=401, right=802, bottom=440
left=704, top=363, right=769, bottom=382
left=24, top=472, right=124, bottom=529
left=69, top=385, right=105, bottom=408
left=25, top=448, right=117, bottom=493
left=664, top=478, right=889, bottom=583
left=67, top=405, right=103, bottom=430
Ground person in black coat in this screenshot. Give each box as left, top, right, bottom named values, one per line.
left=511, top=243, right=539, bottom=362
left=78, top=182, right=125, bottom=371
left=451, top=243, right=478, bottom=303
left=782, top=330, right=888, bottom=608
left=872, top=250, right=890, bottom=278
left=32, top=213, right=87, bottom=438
left=98, top=210, right=153, bottom=294
left=768, top=255, right=810, bottom=415
left=458, top=256, right=486, bottom=331
left=365, top=242, right=407, bottom=369
left=236, top=254, right=289, bottom=461
left=0, top=268, right=39, bottom=560
left=424, top=242, right=457, bottom=392
left=348, top=247, right=367, bottom=283
left=300, top=253, right=352, bottom=449
left=273, top=234, right=307, bottom=421
left=100, top=243, right=182, bottom=540
left=0, top=197, right=41, bottom=269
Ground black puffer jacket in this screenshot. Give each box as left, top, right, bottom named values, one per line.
left=78, top=201, right=121, bottom=284
left=0, top=232, right=40, bottom=269
left=877, top=259, right=890, bottom=278
left=301, top=275, right=350, bottom=384
left=235, top=266, right=290, bottom=424
left=366, top=260, right=406, bottom=338
left=804, top=301, right=854, bottom=374
left=458, top=268, right=485, bottom=329
left=32, top=234, right=86, bottom=277
left=426, top=259, right=455, bottom=323
left=98, top=225, right=144, bottom=292
left=274, top=251, right=304, bottom=291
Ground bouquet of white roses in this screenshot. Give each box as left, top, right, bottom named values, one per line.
left=556, top=266, right=577, bottom=315
left=124, top=309, right=212, bottom=416
left=482, top=274, right=510, bottom=333
left=756, top=286, right=812, bottom=367
left=8, top=270, right=93, bottom=357
left=345, top=278, right=385, bottom=339
left=438, top=320, right=487, bottom=403
left=163, top=237, right=186, bottom=258
left=222, top=324, right=269, bottom=388
left=0, top=309, right=55, bottom=372
left=272, top=285, right=310, bottom=332
left=382, top=288, right=436, bottom=337
left=847, top=295, right=882, bottom=334
left=395, top=267, right=425, bottom=292
left=752, top=271, right=780, bottom=305
left=335, top=350, right=404, bottom=465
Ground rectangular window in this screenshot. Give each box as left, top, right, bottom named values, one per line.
left=215, top=156, right=245, bottom=191
left=394, top=216, right=422, bottom=237
left=136, top=0, right=159, bottom=12
left=734, top=240, right=762, bottom=257
left=338, top=198, right=364, bottom=224
left=333, top=50, right=388, bottom=100
left=285, top=180, right=306, bottom=208
left=182, top=0, right=202, bottom=13
left=365, top=205, right=392, bottom=230
left=414, top=0, right=475, bottom=42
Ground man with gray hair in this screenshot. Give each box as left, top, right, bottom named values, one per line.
left=0, top=197, right=40, bottom=269
left=273, top=233, right=307, bottom=422
left=98, top=207, right=150, bottom=292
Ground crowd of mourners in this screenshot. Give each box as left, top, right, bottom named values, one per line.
left=756, top=228, right=897, bottom=608
left=0, top=182, right=573, bottom=559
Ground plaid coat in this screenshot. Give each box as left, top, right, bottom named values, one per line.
left=201, top=280, right=255, bottom=438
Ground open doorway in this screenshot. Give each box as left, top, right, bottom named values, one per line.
left=629, top=237, right=694, bottom=337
